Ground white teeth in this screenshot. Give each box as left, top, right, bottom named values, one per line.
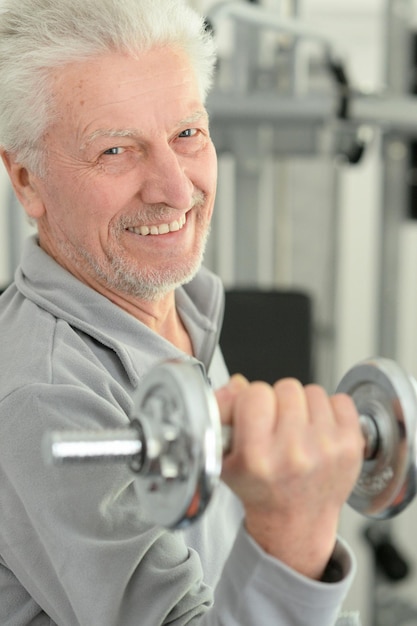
left=128, top=214, right=187, bottom=236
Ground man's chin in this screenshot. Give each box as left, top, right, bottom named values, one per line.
left=105, top=258, right=204, bottom=302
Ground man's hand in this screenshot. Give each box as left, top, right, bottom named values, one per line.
left=216, top=375, right=364, bottom=580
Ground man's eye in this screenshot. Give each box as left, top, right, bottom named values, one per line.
left=103, top=146, right=125, bottom=155
left=178, top=128, right=197, bottom=138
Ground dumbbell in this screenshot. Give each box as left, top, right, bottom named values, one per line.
left=44, top=357, right=417, bottom=529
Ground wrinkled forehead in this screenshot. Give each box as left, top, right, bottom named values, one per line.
left=45, top=46, right=205, bottom=145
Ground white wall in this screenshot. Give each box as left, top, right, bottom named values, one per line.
left=0, top=162, right=12, bottom=286
left=0, top=161, right=36, bottom=286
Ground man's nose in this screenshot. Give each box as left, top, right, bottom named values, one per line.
left=140, top=146, right=194, bottom=210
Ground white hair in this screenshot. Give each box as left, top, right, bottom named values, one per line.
left=0, top=0, right=217, bottom=173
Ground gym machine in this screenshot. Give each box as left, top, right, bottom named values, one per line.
left=45, top=356, right=417, bottom=530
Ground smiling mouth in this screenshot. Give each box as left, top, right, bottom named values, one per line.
left=127, top=214, right=187, bottom=236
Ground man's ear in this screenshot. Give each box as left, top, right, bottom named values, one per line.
left=1, top=150, right=45, bottom=219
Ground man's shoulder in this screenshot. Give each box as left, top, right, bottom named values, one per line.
left=0, top=285, right=102, bottom=400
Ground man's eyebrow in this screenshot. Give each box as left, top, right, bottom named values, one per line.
left=80, top=128, right=140, bottom=150
left=81, top=110, right=209, bottom=151
left=178, top=109, right=209, bottom=126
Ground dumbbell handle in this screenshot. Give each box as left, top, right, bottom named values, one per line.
left=45, top=428, right=144, bottom=464
left=46, top=414, right=378, bottom=466
left=47, top=425, right=215, bottom=466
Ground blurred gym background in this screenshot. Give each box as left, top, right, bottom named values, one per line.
left=3, top=0, right=417, bottom=622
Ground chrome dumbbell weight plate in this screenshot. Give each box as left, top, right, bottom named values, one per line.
left=130, top=360, right=222, bottom=528
left=45, top=359, right=222, bottom=529
left=336, top=357, right=417, bottom=519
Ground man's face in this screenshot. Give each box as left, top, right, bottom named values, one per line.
left=30, top=46, right=217, bottom=301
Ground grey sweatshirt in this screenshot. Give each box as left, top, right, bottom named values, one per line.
left=0, top=236, right=361, bottom=625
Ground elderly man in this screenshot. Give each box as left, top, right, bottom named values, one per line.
left=0, top=0, right=363, bottom=624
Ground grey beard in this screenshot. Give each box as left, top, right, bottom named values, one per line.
left=80, top=224, right=211, bottom=302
